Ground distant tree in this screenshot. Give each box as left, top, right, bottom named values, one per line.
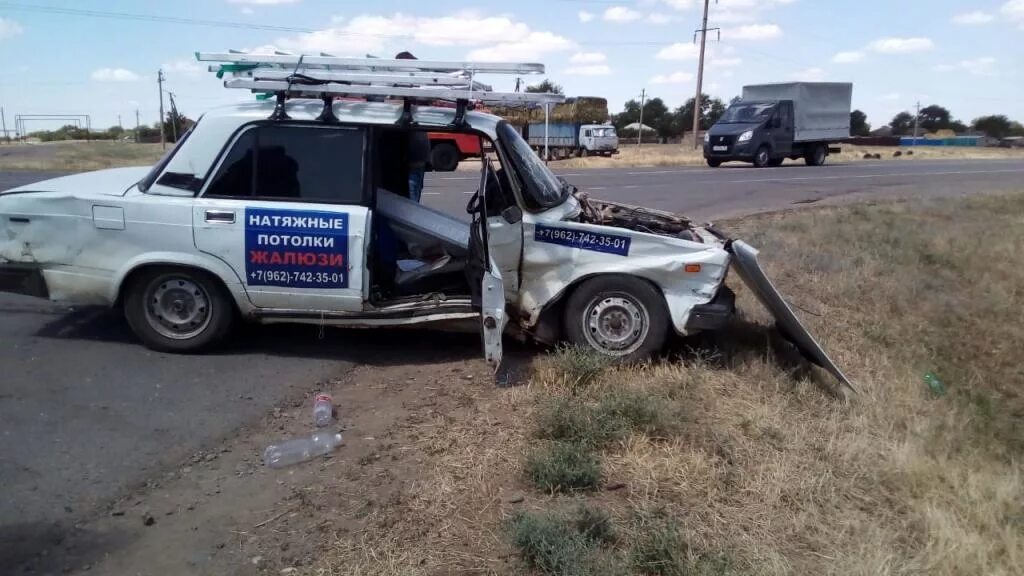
left=613, top=99, right=642, bottom=131
left=850, top=110, right=871, bottom=136
left=917, top=104, right=952, bottom=132
left=729, top=95, right=742, bottom=106
left=971, top=115, right=1012, bottom=138
left=642, top=97, right=670, bottom=138
left=678, top=93, right=727, bottom=133
left=162, top=110, right=195, bottom=143
left=525, top=79, right=563, bottom=95
left=949, top=119, right=968, bottom=134
left=890, top=111, right=915, bottom=136
left=1010, top=121, right=1024, bottom=137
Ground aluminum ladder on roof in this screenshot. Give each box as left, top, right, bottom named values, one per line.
left=195, top=50, right=566, bottom=105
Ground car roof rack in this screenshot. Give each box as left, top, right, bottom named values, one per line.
left=196, top=50, right=566, bottom=126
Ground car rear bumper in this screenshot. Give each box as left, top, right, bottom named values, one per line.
left=684, top=286, right=735, bottom=331
left=0, top=262, right=49, bottom=299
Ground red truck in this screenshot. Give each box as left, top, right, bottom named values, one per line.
left=427, top=132, right=482, bottom=171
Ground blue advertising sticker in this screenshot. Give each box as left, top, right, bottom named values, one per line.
left=245, top=208, right=350, bottom=289
left=534, top=224, right=631, bottom=257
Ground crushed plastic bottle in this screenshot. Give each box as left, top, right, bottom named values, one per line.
left=923, top=371, right=946, bottom=396
left=263, top=429, right=343, bottom=469
left=313, top=393, right=333, bottom=427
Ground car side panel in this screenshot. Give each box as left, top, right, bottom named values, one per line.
left=516, top=215, right=730, bottom=335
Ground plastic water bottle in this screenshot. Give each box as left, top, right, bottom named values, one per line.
left=263, top=430, right=344, bottom=469
left=313, top=393, right=333, bottom=427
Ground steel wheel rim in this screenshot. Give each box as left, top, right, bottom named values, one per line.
left=815, top=146, right=826, bottom=164
left=582, top=293, right=649, bottom=356
left=757, top=149, right=769, bottom=165
left=143, top=275, right=212, bottom=340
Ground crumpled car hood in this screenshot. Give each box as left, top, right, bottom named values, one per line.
left=0, top=166, right=152, bottom=197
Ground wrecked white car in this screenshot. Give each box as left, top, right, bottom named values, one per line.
left=0, top=52, right=851, bottom=389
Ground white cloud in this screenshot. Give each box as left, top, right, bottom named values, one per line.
left=655, top=42, right=700, bottom=60
left=714, top=57, right=743, bottom=68
left=877, top=92, right=901, bottom=102
left=92, top=68, right=141, bottom=82
left=604, top=6, right=643, bottom=22
left=227, top=0, right=300, bottom=4
left=0, top=17, right=23, bottom=40
left=868, top=37, right=934, bottom=54
left=952, top=11, right=994, bottom=25
left=163, top=59, right=204, bottom=79
left=725, top=24, right=782, bottom=40
left=578, top=10, right=595, bottom=23
left=569, top=52, right=606, bottom=64
left=663, top=0, right=695, bottom=10
left=466, top=31, right=573, bottom=61
left=832, top=51, right=865, bottom=63
left=933, top=56, right=998, bottom=76
left=789, top=67, right=825, bottom=81
left=1002, top=0, right=1024, bottom=28
left=647, top=13, right=673, bottom=24
left=566, top=65, right=612, bottom=76
left=269, top=12, right=571, bottom=62
left=651, top=71, right=694, bottom=84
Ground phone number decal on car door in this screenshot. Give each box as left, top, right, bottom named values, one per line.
left=534, top=225, right=631, bottom=256
left=245, top=208, right=349, bottom=289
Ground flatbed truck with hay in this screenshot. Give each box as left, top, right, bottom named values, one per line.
left=493, top=97, right=618, bottom=160
left=704, top=82, right=852, bottom=168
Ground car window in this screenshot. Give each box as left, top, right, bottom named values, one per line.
left=205, top=129, right=256, bottom=198
left=204, top=124, right=366, bottom=204
left=496, top=121, right=566, bottom=211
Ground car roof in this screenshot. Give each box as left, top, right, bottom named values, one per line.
left=201, top=98, right=502, bottom=136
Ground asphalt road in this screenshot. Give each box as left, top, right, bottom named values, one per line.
left=2, top=157, right=1023, bottom=567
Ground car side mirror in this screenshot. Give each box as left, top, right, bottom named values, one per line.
left=501, top=206, right=523, bottom=224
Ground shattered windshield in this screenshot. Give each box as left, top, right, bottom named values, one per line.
left=718, top=102, right=776, bottom=124
left=496, top=120, right=566, bottom=210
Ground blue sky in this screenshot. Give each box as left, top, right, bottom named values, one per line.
left=0, top=0, right=1021, bottom=132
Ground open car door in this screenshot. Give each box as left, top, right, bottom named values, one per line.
left=729, top=240, right=856, bottom=392
left=467, top=159, right=507, bottom=372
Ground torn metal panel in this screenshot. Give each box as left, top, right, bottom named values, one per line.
left=729, top=240, right=856, bottom=392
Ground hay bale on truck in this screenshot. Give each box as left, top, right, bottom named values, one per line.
left=492, top=97, right=618, bottom=159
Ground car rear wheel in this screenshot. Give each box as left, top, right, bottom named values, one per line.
left=124, top=267, right=234, bottom=353
left=564, top=276, right=669, bottom=362
left=706, top=158, right=722, bottom=168
left=805, top=143, right=827, bottom=166
left=753, top=145, right=771, bottom=168
left=430, top=142, right=460, bottom=172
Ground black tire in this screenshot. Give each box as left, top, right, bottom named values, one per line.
left=430, top=142, right=460, bottom=172
left=805, top=143, right=827, bottom=166
left=753, top=145, right=771, bottom=168
left=123, top=267, right=234, bottom=353
left=563, top=275, right=669, bottom=362
left=582, top=148, right=591, bottom=157
left=706, top=158, right=722, bottom=168
left=768, top=158, right=784, bottom=167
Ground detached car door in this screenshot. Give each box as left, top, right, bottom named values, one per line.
left=193, top=123, right=370, bottom=311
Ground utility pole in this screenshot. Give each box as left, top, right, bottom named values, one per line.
left=912, top=101, right=920, bottom=146
left=1, top=106, right=7, bottom=143
left=692, top=0, right=719, bottom=148
left=157, top=69, right=166, bottom=150
left=167, top=92, right=179, bottom=143
left=118, top=114, right=122, bottom=130
left=135, top=109, right=141, bottom=144
left=637, top=88, right=645, bottom=149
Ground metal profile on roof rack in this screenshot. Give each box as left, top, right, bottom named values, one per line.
left=197, top=50, right=566, bottom=107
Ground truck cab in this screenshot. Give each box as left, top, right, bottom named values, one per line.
left=579, top=124, right=619, bottom=156
left=704, top=100, right=794, bottom=168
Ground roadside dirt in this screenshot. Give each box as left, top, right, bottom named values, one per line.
left=26, top=353, right=524, bottom=576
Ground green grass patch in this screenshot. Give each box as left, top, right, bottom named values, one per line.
left=549, top=345, right=613, bottom=392
left=525, top=441, right=601, bottom=493
left=534, top=389, right=676, bottom=449
left=510, top=506, right=625, bottom=576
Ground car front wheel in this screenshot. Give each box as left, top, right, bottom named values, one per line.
left=124, top=267, right=234, bottom=353
left=564, top=276, right=669, bottom=362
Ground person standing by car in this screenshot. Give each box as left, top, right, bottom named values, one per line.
left=396, top=51, right=431, bottom=202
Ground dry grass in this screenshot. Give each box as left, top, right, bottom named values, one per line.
left=546, top=143, right=1024, bottom=169
left=0, top=141, right=165, bottom=171
left=310, top=193, right=1024, bottom=575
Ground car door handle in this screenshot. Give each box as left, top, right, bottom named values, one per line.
left=205, top=210, right=236, bottom=223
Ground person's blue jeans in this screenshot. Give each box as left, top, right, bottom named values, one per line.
left=408, top=168, right=425, bottom=203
